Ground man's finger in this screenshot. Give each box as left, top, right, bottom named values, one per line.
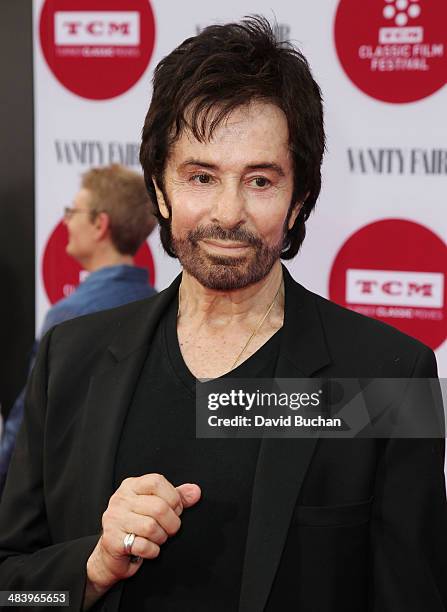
left=130, top=474, right=181, bottom=511
left=176, top=483, right=201, bottom=509
left=124, top=512, right=169, bottom=546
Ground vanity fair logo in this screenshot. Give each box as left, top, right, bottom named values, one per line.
left=39, top=0, right=156, bottom=99
left=329, top=219, right=446, bottom=350
left=347, top=148, right=447, bottom=175
left=54, top=139, right=141, bottom=166
left=334, top=0, right=446, bottom=103
left=42, top=221, right=155, bottom=304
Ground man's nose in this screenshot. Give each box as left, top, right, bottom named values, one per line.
left=210, top=183, right=246, bottom=229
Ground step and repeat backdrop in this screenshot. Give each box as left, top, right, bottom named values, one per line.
left=33, top=0, right=446, bottom=372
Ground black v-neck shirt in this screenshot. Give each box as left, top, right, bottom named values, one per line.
left=115, top=296, right=282, bottom=611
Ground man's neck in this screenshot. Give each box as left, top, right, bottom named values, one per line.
left=178, top=261, right=284, bottom=328
left=82, top=251, right=134, bottom=273
left=176, top=261, right=285, bottom=378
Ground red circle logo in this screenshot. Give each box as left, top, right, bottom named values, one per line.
left=334, top=0, right=447, bottom=103
left=39, top=0, right=156, bottom=100
left=42, top=221, right=156, bottom=304
left=329, top=219, right=446, bottom=350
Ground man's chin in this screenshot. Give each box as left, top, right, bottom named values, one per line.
left=190, top=271, right=257, bottom=291
left=204, top=252, right=247, bottom=267
left=65, top=244, right=80, bottom=262
left=173, top=237, right=283, bottom=291
left=181, top=255, right=278, bottom=291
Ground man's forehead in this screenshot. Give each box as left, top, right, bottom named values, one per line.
left=168, top=101, right=291, bottom=168
left=184, top=100, right=287, bottom=138
left=74, top=188, right=91, bottom=207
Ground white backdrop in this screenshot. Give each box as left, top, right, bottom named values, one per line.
left=33, top=0, right=446, bottom=373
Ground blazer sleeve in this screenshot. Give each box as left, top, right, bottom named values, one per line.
left=0, top=328, right=99, bottom=610
left=370, top=346, right=447, bottom=611
left=0, top=387, right=26, bottom=494
left=0, top=342, right=40, bottom=495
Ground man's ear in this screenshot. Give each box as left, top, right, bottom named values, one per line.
left=288, top=191, right=310, bottom=230
left=94, top=211, right=110, bottom=241
left=153, top=178, right=170, bottom=220
left=288, top=202, right=302, bottom=230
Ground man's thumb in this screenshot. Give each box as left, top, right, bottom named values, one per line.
left=176, top=483, right=201, bottom=509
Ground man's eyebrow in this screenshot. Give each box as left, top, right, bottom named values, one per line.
left=179, top=159, right=285, bottom=176
left=245, top=163, right=285, bottom=176
left=179, top=159, right=218, bottom=170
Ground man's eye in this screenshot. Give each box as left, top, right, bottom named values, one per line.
left=249, top=177, right=271, bottom=188
left=191, top=173, right=212, bottom=184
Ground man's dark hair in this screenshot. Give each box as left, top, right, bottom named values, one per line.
left=140, top=16, right=325, bottom=259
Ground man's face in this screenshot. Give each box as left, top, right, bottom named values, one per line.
left=64, top=188, right=97, bottom=264
left=157, top=101, right=300, bottom=291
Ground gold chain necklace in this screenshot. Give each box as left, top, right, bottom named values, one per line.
left=231, top=279, right=283, bottom=370
left=177, top=279, right=283, bottom=372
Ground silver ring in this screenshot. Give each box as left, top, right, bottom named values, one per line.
left=123, top=532, right=136, bottom=555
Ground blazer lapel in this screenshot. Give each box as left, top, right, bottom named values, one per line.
left=239, top=267, right=331, bottom=612
left=79, top=275, right=182, bottom=533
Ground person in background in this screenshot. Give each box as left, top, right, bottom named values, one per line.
left=0, top=164, right=157, bottom=493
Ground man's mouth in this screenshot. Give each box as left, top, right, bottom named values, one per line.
left=200, top=239, right=250, bottom=254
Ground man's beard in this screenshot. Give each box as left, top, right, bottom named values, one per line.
left=171, top=223, right=285, bottom=291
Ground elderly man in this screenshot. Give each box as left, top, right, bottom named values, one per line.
left=0, top=17, right=446, bottom=612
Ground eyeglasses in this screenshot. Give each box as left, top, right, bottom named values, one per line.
left=63, top=206, right=97, bottom=220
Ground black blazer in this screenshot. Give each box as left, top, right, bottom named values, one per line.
left=0, top=268, right=446, bottom=611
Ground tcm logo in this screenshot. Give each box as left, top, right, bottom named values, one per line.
left=378, top=25, right=423, bottom=44
left=379, top=0, right=423, bottom=44
left=346, top=269, right=444, bottom=308
left=55, top=12, right=140, bottom=46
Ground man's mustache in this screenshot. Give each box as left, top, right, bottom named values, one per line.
left=188, top=225, right=262, bottom=247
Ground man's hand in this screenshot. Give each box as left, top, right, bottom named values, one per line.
left=84, top=474, right=201, bottom=609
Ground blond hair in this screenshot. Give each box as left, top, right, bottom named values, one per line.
left=81, top=164, right=156, bottom=255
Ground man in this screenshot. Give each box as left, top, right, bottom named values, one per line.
left=0, top=17, right=446, bottom=612
left=0, top=164, right=156, bottom=493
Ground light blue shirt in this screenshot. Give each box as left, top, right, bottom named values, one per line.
left=41, top=264, right=156, bottom=336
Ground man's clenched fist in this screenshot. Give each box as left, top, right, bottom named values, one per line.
left=84, top=474, right=201, bottom=609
